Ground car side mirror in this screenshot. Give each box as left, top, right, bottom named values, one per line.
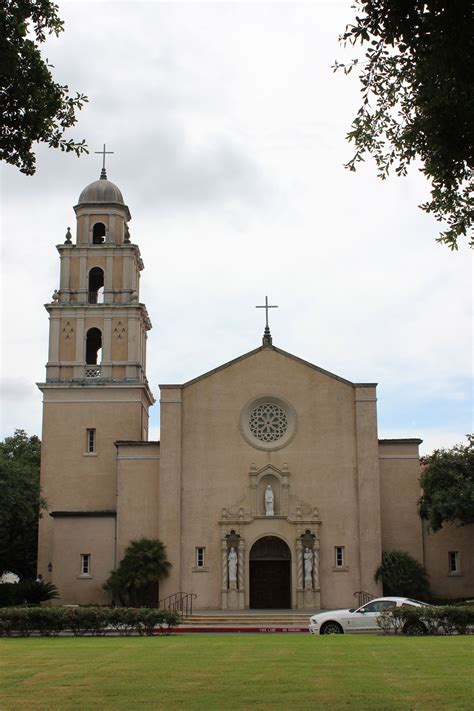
left=349, top=608, right=355, bottom=613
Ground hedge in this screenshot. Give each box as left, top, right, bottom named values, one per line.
left=377, top=604, right=474, bottom=635
left=0, top=606, right=181, bottom=637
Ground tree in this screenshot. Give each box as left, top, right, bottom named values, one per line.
left=334, top=1, right=473, bottom=250
left=374, top=550, right=430, bottom=599
left=104, top=538, right=172, bottom=607
left=0, top=429, right=45, bottom=578
left=0, top=0, right=88, bottom=175
left=418, top=435, right=474, bottom=532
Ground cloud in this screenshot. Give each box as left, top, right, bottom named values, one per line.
left=0, top=378, right=42, bottom=437
left=1, top=1, right=471, bottom=446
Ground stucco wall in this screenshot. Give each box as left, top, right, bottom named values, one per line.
left=379, top=440, right=423, bottom=561
left=159, top=346, right=382, bottom=609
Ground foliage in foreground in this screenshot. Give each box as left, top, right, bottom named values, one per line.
left=334, top=1, right=473, bottom=250
left=377, top=603, right=474, bottom=636
left=0, top=606, right=180, bottom=636
left=0, top=580, right=59, bottom=607
left=104, top=538, right=171, bottom=606
left=0, top=0, right=88, bottom=175
left=419, top=434, right=474, bottom=532
left=0, top=429, right=45, bottom=578
left=374, top=550, right=430, bottom=599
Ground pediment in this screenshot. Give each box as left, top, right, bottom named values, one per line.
left=162, top=345, right=374, bottom=390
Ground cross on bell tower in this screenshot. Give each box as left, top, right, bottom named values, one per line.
left=256, top=295, right=278, bottom=346
left=94, top=143, right=114, bottom=179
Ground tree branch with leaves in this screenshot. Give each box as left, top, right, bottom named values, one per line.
left=418, top=434, right=474, bottom=532
left=0, top=0, right=88, bottom=175
left=334, top=0, right=473, bottom=250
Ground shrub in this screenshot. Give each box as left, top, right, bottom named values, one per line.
left=103, top=538, right=171, bottom=607
left=374, top=551, right=430, bottom=599
left=64, top=606, right=111, bottom=636
left=107, top=607, right=142, bottom=636
left=436, top=605, right=474, bottom=635
left=0, top=606, right=181, bottom=636
left=377, top=604, right=474, bottom=635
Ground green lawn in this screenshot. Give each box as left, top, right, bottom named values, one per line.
left=0, top=635, right=472, bottom=710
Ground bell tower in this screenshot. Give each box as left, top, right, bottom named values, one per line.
left=37, top=166, right=155, bottom=604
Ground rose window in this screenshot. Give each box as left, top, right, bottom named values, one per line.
left=249, top=403, right=288, bottom=442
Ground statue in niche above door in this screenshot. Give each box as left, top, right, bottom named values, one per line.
left=265, top=485, right=274, bottom=516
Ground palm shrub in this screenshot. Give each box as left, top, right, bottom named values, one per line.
left=0, top=580, right=59, bottom=606
left=103, top=538, right=171, bottom=607
left=374, top=550, right=430, bottom=599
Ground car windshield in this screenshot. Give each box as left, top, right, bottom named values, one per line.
left=405, top=598, right=431, bottom=607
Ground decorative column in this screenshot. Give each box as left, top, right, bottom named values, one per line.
left=237, top=541, right=245, bottom=609
left=313, top=545, right=320, bottom=589
left=79, top=254, right=87, bottom=301
left=105, top=254, right=114, bottom=302
left=221, top=539, right=228, bottom=609
left=101, top=315, right=112, bottom=378
left=73, top=316, right=85, bottom=379
left=296, top=538, right=304, bottom=590
left=281, top=463, right=290, bottom=515
left=249, top=464, right=258, bottom=516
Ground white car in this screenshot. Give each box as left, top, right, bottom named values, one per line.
left=309, top=596, right=426, bottom=634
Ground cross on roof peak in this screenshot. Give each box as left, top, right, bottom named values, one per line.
left=94, top=144, right=114, bottom=179
left=256, top=295, right=278, bottom=346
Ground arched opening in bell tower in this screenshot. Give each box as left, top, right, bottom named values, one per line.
left=86, top=327, right=102, bottom=365
left=249, top=536, right=291, bottom=609
left=88, top=267, right=104, bottom=303
left=92, top=222, right=106, bottom=244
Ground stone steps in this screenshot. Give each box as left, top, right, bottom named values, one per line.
left=182, top=612, right=312, bottom=627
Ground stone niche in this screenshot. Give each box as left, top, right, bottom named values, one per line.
left=259, top=473, right=280, bottom=516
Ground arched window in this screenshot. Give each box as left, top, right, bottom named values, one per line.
left=92, top=222, right=106, bottom=244
left=86, top=328, right=102, bottom=365
left=88, top=267, right=104, bottom=303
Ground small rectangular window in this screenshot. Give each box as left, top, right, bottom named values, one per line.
left=86, top=428, right=96, bottom=453
left=448, top=551, right=459, bottom=574
left=81, top=554, right=91, bottom=576
left=335, top=546, right=345, bottom=567
left=196, top=547, right=205, bottom=568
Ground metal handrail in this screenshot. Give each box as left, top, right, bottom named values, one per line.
left=353, top=590, right=376, bottom=607
left=158, top=592, right=197, bottom=618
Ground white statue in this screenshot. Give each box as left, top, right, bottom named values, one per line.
left=304, top=547, right=313, bottom=581
left=228, top=547, right=238, bottom=582
left=264, top=484, right=274, bottom=516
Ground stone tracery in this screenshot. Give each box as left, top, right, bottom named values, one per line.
left=249, top=402, right=288, bottom=442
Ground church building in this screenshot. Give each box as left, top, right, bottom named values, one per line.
left=37, top=170, right=473, bottom=610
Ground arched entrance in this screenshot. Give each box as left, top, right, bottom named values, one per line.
left=249, top=536, right=291, bottom=609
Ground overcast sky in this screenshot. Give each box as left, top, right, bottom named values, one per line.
left=1, top=1, right=472, bottom=454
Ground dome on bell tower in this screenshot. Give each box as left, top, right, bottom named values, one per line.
left=78, top=173, right=125, bottom=205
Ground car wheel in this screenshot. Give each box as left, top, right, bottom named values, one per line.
left=320, top=621, right=343, bottom=635
left=404, top=622, right=427, bottom=636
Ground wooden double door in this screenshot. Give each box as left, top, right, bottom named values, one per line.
left=249, top=536, right=291, bottom=609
